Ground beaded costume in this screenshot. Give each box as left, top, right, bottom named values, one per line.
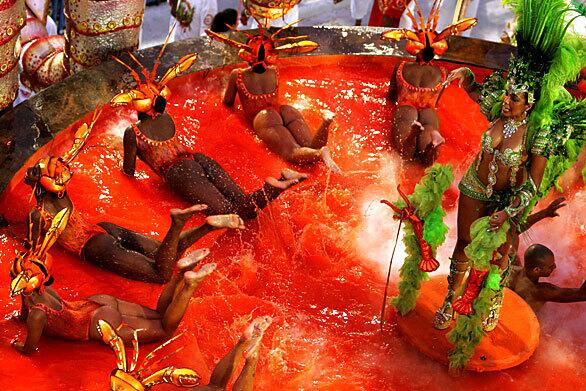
left=434, top=0, right=586, bottom=371
left=396, top=61, right=447, bottom=108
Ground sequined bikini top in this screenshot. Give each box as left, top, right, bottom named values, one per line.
left=476, top=122, right=527, bottom=198
left=480, top=131, right=525, bottom=167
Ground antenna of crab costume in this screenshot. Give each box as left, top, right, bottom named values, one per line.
left=151, top=23, right=177, bottom=80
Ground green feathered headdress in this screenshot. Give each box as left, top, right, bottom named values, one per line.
left=485, top=0, right=586, bottom=136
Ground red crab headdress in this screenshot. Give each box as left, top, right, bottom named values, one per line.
left=10, top=208, right=69, bottom=297
left=28, top=108, right=101, bottom=196
left=110, top=25, right=198, bottom=117
left=205, top=16, right=318, bottom=69
left=381, top=0, right=477, bottom=63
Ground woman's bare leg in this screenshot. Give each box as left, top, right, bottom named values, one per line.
left=156, top=249, right=210, bottom=313
left=208, top=316, right=272, bottom=389
left=392, top=105, right=420, bottom=159
left=177, top=215, right=244, bottom=254
left=232, top=316, right=272, bottom=391
left=417, top=108, right=444, bottom=166
left=161, top=263, right=217, bottom=335
left=152, top=205, right=208, bottom=281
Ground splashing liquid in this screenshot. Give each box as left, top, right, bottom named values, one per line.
left=0, top=56, right=584, bottom=390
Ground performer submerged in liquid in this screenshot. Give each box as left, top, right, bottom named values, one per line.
left=11, top=213, right=216, bottom=355
left=113, top=32, right=307, bottom=219
left=25, top=114, right=242, bottom=283
left=381, top=0, right=477, bottom=165
left=206, top=19, right=341, bottom=172
left=434, top=0, right=586, bottom=330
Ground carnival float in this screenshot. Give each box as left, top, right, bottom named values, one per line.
left=0, top=0, right=584, bottom=389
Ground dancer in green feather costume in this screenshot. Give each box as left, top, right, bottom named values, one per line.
left=431, top=0, right=586, bottom=371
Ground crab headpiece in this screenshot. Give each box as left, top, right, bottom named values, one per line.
left=28, top=108, right=101, bottom=195
left=97, top=320, right=201, bottom=390
left=205, top=17, right=318, bottom=69
left=110, top=26, right=198, bottom=117
left=9, top=208, right=69, bottom=297
left=381, top=0, right=477, bottom=63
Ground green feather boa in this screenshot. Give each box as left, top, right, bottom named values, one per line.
left=447, top=217, right=509, bottom=371
left=391, top=164, right=453, bottom=316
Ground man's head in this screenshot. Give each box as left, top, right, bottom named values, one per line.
left=524, top=244, right=556, bottom=277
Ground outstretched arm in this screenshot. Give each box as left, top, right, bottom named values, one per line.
left=445, top=67, right=481, bottom=103
left=522, top=197, right=566, bottom=232
left=12, top=308, right=46, bottom=354
left=223, top=69, right=238, bottom=106
left=535, top=280, right=586, bottom=303
left=123, top=126, right=138, bottom=176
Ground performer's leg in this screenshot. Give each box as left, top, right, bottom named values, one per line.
left=194, top=151, right=306, bottom=219
left=208, top=317, right=272, bottom=389
left=232, top=317, right=271, bottom=391
left=417, top=108, right=444, bottom=165
left=165, top=159, right=236, bottom=216
left=177, top=215, right=244, bottom=254
left=434, top=194, right=488, bottom=329
left=156, top=249, right=210, bottom=314
left=391, top=105, right=420, bottom=159
left=97, top=221, right=160, bottom=257
left=161, top=263, right=217, bottom=335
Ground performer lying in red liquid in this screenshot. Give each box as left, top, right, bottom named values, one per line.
left=381, top=0, right=477, bottom=165
left=206, top=19, right=341, bottom=172
left=112, top=28, right=307, bottom=219
left=11, top=212, right=216, bottom=355
left=25, top=115, right=242, bottom=283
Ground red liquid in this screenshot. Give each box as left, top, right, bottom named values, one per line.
left=0, top=56, right=584, bottom=390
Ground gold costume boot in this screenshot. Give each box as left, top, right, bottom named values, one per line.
left=434, top=258, right=469, bottom=330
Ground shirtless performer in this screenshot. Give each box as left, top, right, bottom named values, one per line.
left=509, top=244, right=586, bottom=312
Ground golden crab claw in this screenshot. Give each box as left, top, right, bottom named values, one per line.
left=436, top=17, right=478, bottom=41
left=111, top=369, right=144, bottom=391
left=275, top=40, right=319, bottom=54
left=97, top=320, right=129, bottom=372
left=142, top=367, right=201, bottom=388
left=159, top=53, right=198, bottom=86
left=381, top=29, right=420, bottom=42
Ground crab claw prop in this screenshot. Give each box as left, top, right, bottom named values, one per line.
left=9, top=208, right=69, bottom=297
left=381, top=185, right=440, bottom=273
left=205, top=16, right=318, bottom=68
left=110, top=25, right=197, bottom=117
left=452, top=268, right=488, bottom=315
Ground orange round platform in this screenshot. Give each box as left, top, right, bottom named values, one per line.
left=396, top=276, right=540, bottom=372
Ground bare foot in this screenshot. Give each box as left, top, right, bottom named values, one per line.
left=320, top=147, right=341, bottom=174
left=242, top=316, right=272, bottom=357
left=184, top=263, right=217, bottom=286
left=170, top=204, right=208, bottom=224
left=280, top=168, right=309, bottom=181
left=206, top=214, right=245, bottom=229
left=266, top=176, right=300, bottom=190
left=322, top=109, right=335, bottom=123
left=177, top=248, right=210, bottom=271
